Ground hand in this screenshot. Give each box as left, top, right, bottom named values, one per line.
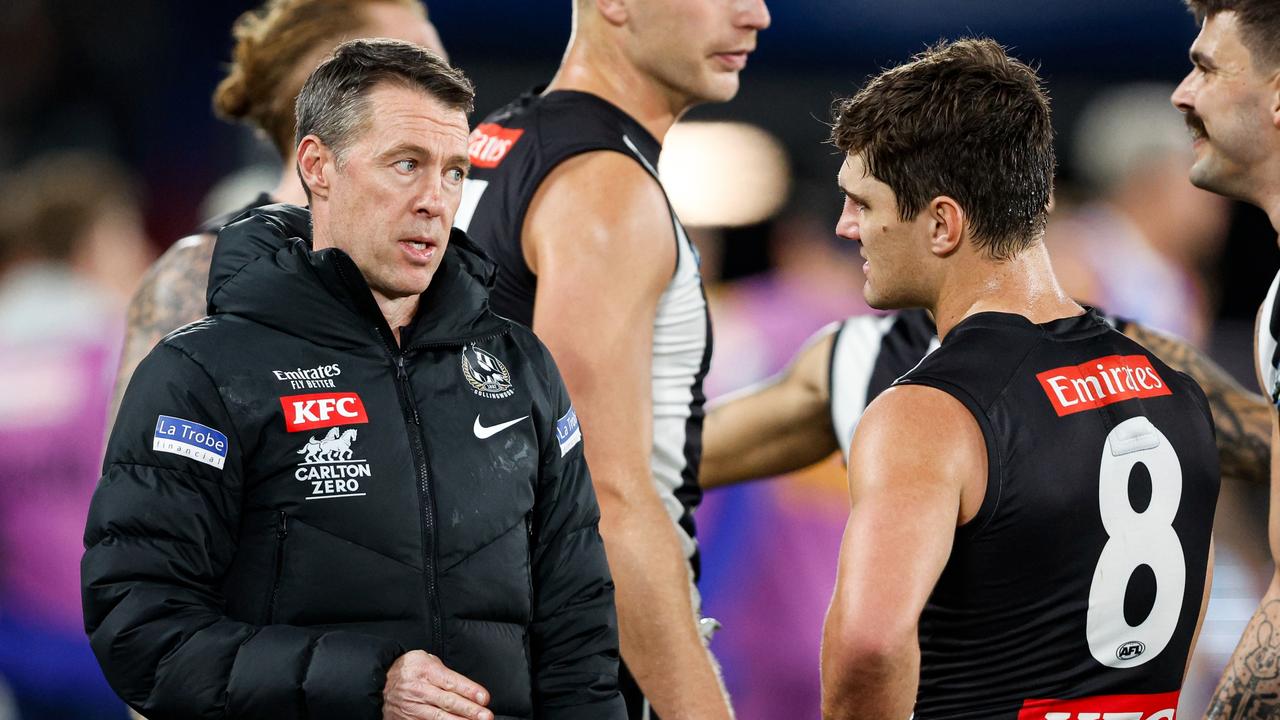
left=382, top=650, right=492, bottom=720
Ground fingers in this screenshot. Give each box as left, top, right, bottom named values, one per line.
left=422, top=656, right=489, bottom=708
left=384, top=651, right=492, bottom=720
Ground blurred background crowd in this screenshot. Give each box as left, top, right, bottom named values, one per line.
left=0, top=0, right=1276, bottom=718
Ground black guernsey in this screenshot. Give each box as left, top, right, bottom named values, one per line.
left=897, top=309, right=1218, bottom=719
left=458, top=87, right=714, bottom=720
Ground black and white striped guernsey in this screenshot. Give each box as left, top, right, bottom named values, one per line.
left=828, top=307, right=1127, bottom=463
left=1256, top=270, right=1280, bottom=406
left=456, top=88, right=712, bottom=584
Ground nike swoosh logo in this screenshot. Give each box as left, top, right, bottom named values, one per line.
left=473, top=414, right=529, bottom=439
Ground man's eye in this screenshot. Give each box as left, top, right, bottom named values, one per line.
left=447, top=168, right=465, bottom=182
left=395, top=159, right=417, bottom=172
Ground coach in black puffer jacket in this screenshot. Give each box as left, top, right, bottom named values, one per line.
left=82, top=203, right=623, bottom=720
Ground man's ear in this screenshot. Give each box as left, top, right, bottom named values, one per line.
left=1270, top=69, right=1280, bottom=130
left=297, top=135, right=334, bottom=201
left=928, top=196, right=965, bottom=258
left=594, top=0, right=629, bottom=26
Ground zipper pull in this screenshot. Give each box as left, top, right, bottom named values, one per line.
left=396, top=354, right=422, bottom=425
left=396, top=354, right=408, bottom=382
left=277, top=512, right=288, bottom=539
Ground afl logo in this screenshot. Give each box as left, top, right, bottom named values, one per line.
left=461, top=346, right=514, bottom=399
left=1116, top=640, right=1146, bottom=661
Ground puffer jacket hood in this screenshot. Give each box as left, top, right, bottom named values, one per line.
left=207, top=203, right=507, bottom=350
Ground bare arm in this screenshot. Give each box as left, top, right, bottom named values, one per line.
left=701, top=327, right=838, bottom=488
left=108, top=234, right=216, bottom=426
left=1122, top=322, right=1270, bottom=485
left=525, top=151, right=731, bottom=720
left=821, top=385, right=985, bottom=720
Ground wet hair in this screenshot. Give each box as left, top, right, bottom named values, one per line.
left=294, top=37, right=473, bottom=166
left=830, top=38, right=1055, bottom=261
left=212, top=0, right=427, bottom=158
left=1185, top=0, right=1280, bottom=70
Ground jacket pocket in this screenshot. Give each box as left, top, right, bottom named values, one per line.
left=265, top=511, right=288, bottom=624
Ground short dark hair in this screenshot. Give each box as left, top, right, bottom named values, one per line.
left=295, top=38, right=474, bottom=161
left=831, top=38, right=1055, bottom=261
left=1185, top=0, right=1280, bottom=69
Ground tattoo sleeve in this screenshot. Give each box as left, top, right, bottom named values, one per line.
left=1205, top=598, right=1280, bottom=719
left=107, top=234, right=216, bottom=428
left=1124, top=322, right=1272, bottom=485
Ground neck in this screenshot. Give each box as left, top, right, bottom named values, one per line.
left=930, top=242, right=1082, bottom=341
left=547, top=31, right=685, bottom=143
left=271, top=152, right=311, bottom=207
left=375, top=291, right=420, bottom=346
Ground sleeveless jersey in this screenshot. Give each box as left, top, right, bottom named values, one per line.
left=878, top=309, right=1217, bottom=719
left=829, top=308, right=1131, bottom=464
left=1255, top=270, right=1280, bottom=406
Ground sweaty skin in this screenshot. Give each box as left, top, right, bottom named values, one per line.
left=700, top=320, right=1271, bottom=488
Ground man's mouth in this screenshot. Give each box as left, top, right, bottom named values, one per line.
left=1185, top=113, right=1209, bottom=142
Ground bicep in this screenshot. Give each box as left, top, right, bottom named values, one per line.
left=525, top=153, right=676, bottom=482
left=111, top=235, right=215, bottom=421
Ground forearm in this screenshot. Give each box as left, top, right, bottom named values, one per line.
left=820, top=629, right=918, bottom=720
left=598, top=488, right=731, bottom=720
left=1205, top=573, right=1280, bottom=718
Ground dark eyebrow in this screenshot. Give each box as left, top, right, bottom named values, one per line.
left=838, top=181, right=870, bottom=208
left=1190, top=49, right=1214, bottom=70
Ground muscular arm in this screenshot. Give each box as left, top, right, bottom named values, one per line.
left=1122, top=322, right=1270, bottom=485
left=108, top=234, right=216, bottom=426
left=525, top=151, right=731, bottom=720
left=821, top=385, right=985, bottom=720
left=701, top=328, right=838, bottom=488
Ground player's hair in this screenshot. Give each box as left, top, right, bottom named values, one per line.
left=1184, top=0, right=1280, bottom=69
left=0, top=151, right=139, bottom=266
left=213, top=0, right=427, bottom=159
left=830, top=38, right=1055, bottom=261
left=294, top=38, right=473, bottom=192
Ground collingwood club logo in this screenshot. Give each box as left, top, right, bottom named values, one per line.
left=294, top=427, right=371, bottom=500
left=461, top=345, right=514, bottom=399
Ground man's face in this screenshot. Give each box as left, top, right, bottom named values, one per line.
left=835, top=154, right=936, bottom=310
left=627, top=0, right=771, bottom=106
left=319, top=83, right=470, bottom=301
left=1172, top=11, right=1278, bottom=202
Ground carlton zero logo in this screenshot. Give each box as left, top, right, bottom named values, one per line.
left=295, top=427, right=371, bottom=500
left=461, top=346, right=515, bottom=399
left=1017, top=691, right=1178, bottom=720
left=468, top=123, right=524, bottom=168
left=1037, top=355, right=1172, bottom=417
left=279, top=392, right=369, bottom=432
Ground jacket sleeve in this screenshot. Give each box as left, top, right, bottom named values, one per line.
left=82, top=342, right=404, bottom=720
left=527, top=344, right=627, bottom=720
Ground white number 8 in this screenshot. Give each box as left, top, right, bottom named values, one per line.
left=1086, top=416, right=1185, bottom=668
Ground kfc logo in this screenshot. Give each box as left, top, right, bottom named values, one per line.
left=280, top=392, right=369, bottom=432
left=1017, top=690, right=1178, bottom=719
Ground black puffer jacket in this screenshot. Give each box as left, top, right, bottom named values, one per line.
left=82, top=204, right=624, bottom=720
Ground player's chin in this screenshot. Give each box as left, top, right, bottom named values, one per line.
left=697, top=73, right=742, bottom=104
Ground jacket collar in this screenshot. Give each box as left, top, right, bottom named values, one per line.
left=207, top=203, right=509, bottom=351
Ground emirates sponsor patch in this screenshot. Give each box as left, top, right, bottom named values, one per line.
left=1016, top=690, right=1178, bottom=719
left=468, top=123, right=524, bottom=168
left=280, top=392, right=369, bottom=432
left=1037, top=354, right=1171, bottom=417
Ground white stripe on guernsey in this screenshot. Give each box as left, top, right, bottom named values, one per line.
left=650, top=219, right=707, bottom=562
left=831, top=314, right=897, bottom=464
left=1256, top=270, right=1280, bottom=403
left=622, top=134, right=660, bottom=178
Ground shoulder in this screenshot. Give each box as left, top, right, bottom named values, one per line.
left=852, top=384, right=985, bottom=491
left=135, top=233, right=216, bottom=304
left=897, top=318, right=1038, bottom=409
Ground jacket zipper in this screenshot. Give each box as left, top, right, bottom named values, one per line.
left=267, top=511, right=288, bottom=623
left=392, top=348, right=442, bottom=654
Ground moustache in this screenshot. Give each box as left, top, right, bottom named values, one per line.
left=1185, top=112, right=1208, bottom=140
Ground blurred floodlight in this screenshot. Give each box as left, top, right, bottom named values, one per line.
left=659, top=121, right=790, bottom=228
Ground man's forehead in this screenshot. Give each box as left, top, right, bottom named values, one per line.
left=365, top=84, right=469, bottom=136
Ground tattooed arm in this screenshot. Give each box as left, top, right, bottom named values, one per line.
left=107, top=233, right=216, bottom=428
left=1122, top=322, right=1271, bottom=485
